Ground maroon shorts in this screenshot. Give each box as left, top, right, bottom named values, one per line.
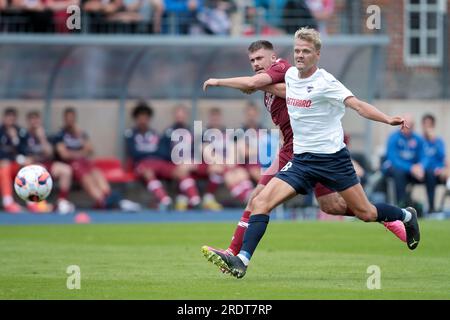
left=258, top=150, right=335, bottom=198
left=135, top=159, right=176, bottom=180
left=69, top=158, right=96, bottom=181
left=193, top=163, right=209, bottom=178
left=40, top=161, right=53, bottom=172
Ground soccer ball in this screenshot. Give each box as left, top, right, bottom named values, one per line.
left=14, top=165, right=53, bottom=202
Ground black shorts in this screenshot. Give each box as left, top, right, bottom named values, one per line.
left=275, top=147, right=360, bottom=195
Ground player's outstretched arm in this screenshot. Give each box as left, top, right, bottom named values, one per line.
left=203, top=73, right=273, bottom=92
left=345, top=96, right=407, bottom=129
left=259, top=83, right=286, bottom=98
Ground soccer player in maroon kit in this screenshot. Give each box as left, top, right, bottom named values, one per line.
left=201, top=40, right=406, bottom=267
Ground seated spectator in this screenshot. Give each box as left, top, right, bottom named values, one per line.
left=0, top=0, right=53, bottom=32
left=421, top=113, right=446, bottom=213
left=196, top=0, right=235, bottom=35
left=22, top=0, right=55, bottom=32
left=145, top=0, right=165, bottom=33
left=0, top=107, right=27, bottom=213
left=54, top=107, right=139, bottom=211
left=23, top=110, right=75, bottom=214
left=282, top=0, right=317, bottom=34
left=83, top=0, right=115, bottom=33
left=163, top=0, right=201, bottom=34
left=306, top=0, right=334, bottom=34
left=84, top=0, right=164, bottom=34
left=202, top=107, right=255, bottom=205
left=125, top=101, right=201, bottom=210
left=242, top=1, right=286, bottom=35
left=382, top=114, right=424, bottom=207
left=237, top=101, right=264, bottom=183
left=161, top=104, right=225, bottom=210
left=253, top=0, right=286, bottom=28
left=105, top=0, right=143, bottom=33
left=106, top=0, right=164, bottom=33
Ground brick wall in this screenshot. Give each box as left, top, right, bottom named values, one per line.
left=333, top=0, right=449, bottom=67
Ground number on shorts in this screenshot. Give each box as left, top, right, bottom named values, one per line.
left=280, top=161, right=293, bottom=172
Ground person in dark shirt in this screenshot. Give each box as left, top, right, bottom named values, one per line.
left=201, top=107, right=255, bottom=206
left=158, top=104, right=203, bottom=210
left=24, top=110, right=75, bottom=214
left=55, top=107, right=139, bottom=211
left=125, top=101, right=201, bottom=210
left=0, top=107, right=27, bottom=213
left=237, top=101, right=264, bottom=183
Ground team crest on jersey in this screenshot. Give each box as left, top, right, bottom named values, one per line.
left=307, top=85, right=314, bottom=93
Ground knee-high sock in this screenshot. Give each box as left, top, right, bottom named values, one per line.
left=205, top=173, right=223, bottom=195
left=238, top=214, right=270, bottom=265
left=1, top=165, right=14, bottom=206
left=375, top=203, right=408, bottom=222
left=147, top=179, right=171, bottom=204
left=228, top=210, right=251, bottom=255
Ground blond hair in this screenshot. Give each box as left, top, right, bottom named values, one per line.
left=294, top=27, right=322, bottom=51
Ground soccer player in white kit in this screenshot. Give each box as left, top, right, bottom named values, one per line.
left=212, top=28, right=421, bottom=279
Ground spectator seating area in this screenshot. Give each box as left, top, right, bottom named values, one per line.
left=0, top=0, right=347, bottom=36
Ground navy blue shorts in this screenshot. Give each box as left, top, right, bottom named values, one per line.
left=275, top=147, right=360, bottom=195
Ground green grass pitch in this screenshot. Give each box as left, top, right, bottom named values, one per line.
left=1, top=220, right=449, bottom=299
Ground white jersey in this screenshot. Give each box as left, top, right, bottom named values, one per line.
left=285, top=67, right=354, bottom=154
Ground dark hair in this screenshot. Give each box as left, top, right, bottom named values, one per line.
left=248, top=40, right=274, bottom=53
left=27, top=110, right=40, bottom=119
left=209, top=107, right=222, bottom=115
left=132, top=101, right=154, bottom=119
left=422, top=113, right=435, bottom=125
left=64, top=107, right=77, bottom=117
left=4, top=107, right=17, bottom=116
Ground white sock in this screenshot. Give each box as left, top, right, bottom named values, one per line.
left=3, top=196, right=13, bottom=206
left=237, top=253, right=250, bottom=266
left=402, top=209, right=412, bottom=223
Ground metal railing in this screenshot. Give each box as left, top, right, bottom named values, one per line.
left=0, top=4, right=372, bottom=35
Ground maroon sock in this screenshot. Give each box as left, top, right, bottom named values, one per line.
left=206, top=173, right=223, bottom=195
left=228, top=210, right=251, bottom=255
left=147, top=179, right=171, bottom=204
left=94, top=198, right=106, bottom=209
left=58, top=189, right=69, bottom=200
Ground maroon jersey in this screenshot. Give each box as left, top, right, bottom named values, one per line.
left=263, top=58, right=293, bottom=153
